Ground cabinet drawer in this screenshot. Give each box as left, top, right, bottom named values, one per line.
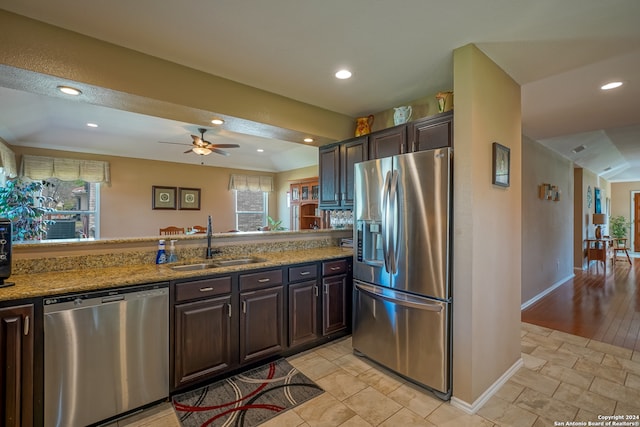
left=240, top=269, right=283, bottom=291
left=322, top=259, right=348, bottom=276
left=175, top=276, right=232, bottom=302
left=289, top=264, right=317, bottom=282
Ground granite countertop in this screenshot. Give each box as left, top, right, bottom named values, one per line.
left=1, top=246, right=353, bottom=302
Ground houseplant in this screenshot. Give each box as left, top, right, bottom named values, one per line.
left=0, top=178, right=56, bottom=241
left=609, top=215, right=630, bottom=243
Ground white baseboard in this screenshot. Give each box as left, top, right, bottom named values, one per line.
left=450, top=357, right=523, bottom=414
left=521, top=273, right=575, bottom=311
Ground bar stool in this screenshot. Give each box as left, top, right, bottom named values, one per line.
left=613, top=238, right=632, bottom=265
left=159, top=226, right=185, bottom=235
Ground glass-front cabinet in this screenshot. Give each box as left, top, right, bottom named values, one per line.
left=289, top=177, right=321, bottom=231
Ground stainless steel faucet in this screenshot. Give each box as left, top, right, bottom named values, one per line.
left=205, top=215, right=214, bottom=259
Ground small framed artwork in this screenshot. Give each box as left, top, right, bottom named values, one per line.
left=152, top=186, right=177, bottom=210
left=492, top=142, right=510, bottom=188
left=178, top=187, right=201, bottom=210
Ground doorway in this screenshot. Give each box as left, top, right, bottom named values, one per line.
left=634, top=192, right=640, bottom=252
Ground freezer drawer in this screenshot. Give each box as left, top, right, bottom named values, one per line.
left=352, top=281, right=451, bottom=398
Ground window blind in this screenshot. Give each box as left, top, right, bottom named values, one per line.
left=20, top=155, right=111, bottom=185
left=0, top=139, right=17, bottom=178
left=228, top=174, right=274, bottom=192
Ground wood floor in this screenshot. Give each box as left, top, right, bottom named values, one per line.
left=521, top=254, right=640, bottom=351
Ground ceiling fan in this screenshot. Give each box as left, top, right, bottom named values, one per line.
left=160, top=128, right=240, bottom=156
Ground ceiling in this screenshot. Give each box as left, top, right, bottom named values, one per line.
left=0, top=0, right=639, bottom=178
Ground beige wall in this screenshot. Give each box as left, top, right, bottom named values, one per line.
left=521, top=137, right=574, bottom=303
left=452, top=44, right=522, bottom=405
left=275, top=165, right=319, bottom=230
left=12, top=146, right=288, bottom=237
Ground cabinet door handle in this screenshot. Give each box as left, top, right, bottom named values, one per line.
left=242, top=300, right=247, bottom=313
left=300, top=271, right=311, bottom=276
left=200, top=287, right=214, bottom=292
left=257, top=278, right=270, bottom=283
left=324, top=284, right=329, bottom=294
left=330, top=266, right=341, bottom=271
left=23, top=315, right=30, bottom=336
left=334, top=193, right=338, bottom=202
left=314, top=286, right=319, bottom=297
left=227, top=303, right=232, bottom=318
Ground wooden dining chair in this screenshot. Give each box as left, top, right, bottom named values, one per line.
left=188, top=225, right=207, bottom=234
left=613, top=238, right=632, bottom=265
left=159, top=226, right=185, bottom=235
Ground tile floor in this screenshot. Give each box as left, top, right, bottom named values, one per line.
left=115, top=323, right=640, bottom=426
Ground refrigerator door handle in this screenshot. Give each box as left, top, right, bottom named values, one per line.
left=389, top=170, right=399, bottom=274
left=354, top=281, right=443, bottom=312
left=381, top=171, right=392, bottom=273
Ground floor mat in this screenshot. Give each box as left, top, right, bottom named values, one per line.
left=173, top=358, right=323, bottom=427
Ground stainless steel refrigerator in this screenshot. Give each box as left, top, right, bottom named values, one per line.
left=352, top=147, right=452, bottom=400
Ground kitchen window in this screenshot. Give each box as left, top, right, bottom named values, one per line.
left=234, top=190, right=267, bottom=232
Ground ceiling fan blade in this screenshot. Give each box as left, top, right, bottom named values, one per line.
left=184, top=149, right=193, bottom=154
left=191, top=134, right=205, bottom=145
left=207, top=143, right=240, bottom=149
left=159, top=141, right=191, bottom=146
left=210, top=147, right=231, bottom=156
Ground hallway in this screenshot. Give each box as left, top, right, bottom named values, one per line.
left=522, top=256, right=640, bottom=351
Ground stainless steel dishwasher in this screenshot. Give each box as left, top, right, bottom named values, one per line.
left=43, top=283, right=169, bottom=427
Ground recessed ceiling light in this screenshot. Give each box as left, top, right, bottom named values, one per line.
left=57, top=85, right=82, bottom=96
left=303, top=137, right=314, bottom=143
left=257, top=149, right=264, bottom=153
left=211, top=118, right=225, bottom=125
left=601, top=81, right=623, bottom=90
left=86, top=123, right=98, bottom=128
left=335, top=69, right=352, bottom=79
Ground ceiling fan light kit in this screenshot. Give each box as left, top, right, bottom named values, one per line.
left=160, top=127, right=240, bottom=157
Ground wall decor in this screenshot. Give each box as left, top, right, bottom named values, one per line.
left=178, top=187, right=201, bottom=210
left=594, top=187, right=601, bottom=213
left=152, top=186, right=177, bottom=210
left=587, top=185, right=592, bottom=209
left=538, top=183, right=560, bottom=201
left=492, top=142, right=510, bottom=187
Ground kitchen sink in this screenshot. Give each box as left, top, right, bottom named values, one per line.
left=170, top=257, right=267, bottom=271
left=212, top=257, right=267, bottom=267
left=170, top=262, right=218, bottom=271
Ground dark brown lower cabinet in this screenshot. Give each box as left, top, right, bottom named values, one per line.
left=240, top=286, right=284, bottom=364
left=0, top=304, right=34, bottom=427
left=322, top=274, right=348, bottom=335
left=173, top=295, right=233, bottom=389
left=288, top=280, right=319, bottom=348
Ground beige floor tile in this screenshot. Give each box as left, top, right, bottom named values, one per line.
left=316, top=369, right=369, bottom=401
left=261, top=407, right=307, bottom=427
left=378, top=408, right=436, bottom=427
left=539, top=363, right=594, bottom=390
left=510, top=368, right=560, bottom=396
left=615, top=401, right=640, bottom=416
left=294, top=392, right=356, bottom=427
left=522, top=323, right=553, bottom=336
left=626, top=372, right=640, bottom=391
left=601, top=353, right=640, bottom=376
left=589, top=377, right=640, bottom=408
left=386, top=382, right=443, bottom=418
left=521, top=332, right=564, bottom=351
left=342, top=386, right=403, bottom=426
left=633, top=351, right=640, bottom=364
left=530, top=346, right=578, bottom=368
left=557, top=342, right=605, bottom=364
left=532, top=417, right=553, bottom=427
left=521, top=353, right=547, bottom=371
left=477, top=395, right=538, bottom=427
left=494, top=381, right=525, bottom=403
left=574, top=408, right=602, bottom=422
left=515, top=388, right=579, bottom=421
left=426, top=403, right=495, bottom=427
left=548, top=330, right=590, bottom=347
left=335, top=353, right=375, bottom=376
left=118, top=403, right=179, bottom=427
left=586, top=340, right=634, bottom=360
left=356, top=365, right=404, bottom=395
left=553, top=382, right=616, bottom=415
left=290, top=354, right=341, bottom=381
left=521, top=341, right=537, bottom=355
left=314, top=342, right=353, bottom=361
left=338, top=414, right=374, bottom=426
left=573, top=358, right=627, bottom=384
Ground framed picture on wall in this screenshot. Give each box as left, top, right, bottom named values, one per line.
left=594, top=187, right=601, bottom=213
left=152, top=186, right=177, bottom=210
left=492, top=142, right=510, bottom=187
left=178, top=187, right=201, bottom=210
